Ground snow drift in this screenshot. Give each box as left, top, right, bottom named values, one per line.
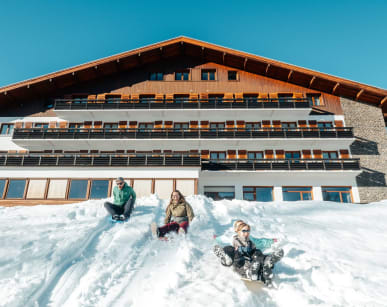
left=0, top=196, right=386, bottom=307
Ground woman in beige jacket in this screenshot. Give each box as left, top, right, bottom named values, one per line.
left=154, top=190, right=194, bottom=238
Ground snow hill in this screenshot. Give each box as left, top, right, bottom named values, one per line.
left=0, top=196, right=386, bottom=307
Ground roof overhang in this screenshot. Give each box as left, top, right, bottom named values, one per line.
left=1, top=36, right=387, bottom=107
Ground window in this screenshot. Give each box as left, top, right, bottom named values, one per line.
left=307, top=94, right=322, bottom=106
left=278, top=93, right=293, bottom=103
left=210, top=123, right=225, bottom=131
left=1, top=124, right=14, bottom=135
left=47, top=179, right=68, bottom=199
left=245, top=122, right=261, bottom=131
left=174, top=95, right=189, bottom=103
left=89, top=180, right=110, bottom=199
left=73, top=97, right=88, bottom=104
left=68, top=123, right=82, bottom=132
left=149, top=72, right=164, bottom=81
left=26, top=179, right=47, bottom=199
left=0, top=179, right=6, bottom=198
left=322, top=187, right=352, bottom=203
left=201, top=69, right=216, bottom=81
left=322, top=151, right=338, bottom=159
left=244, top=94, right=258, bottom=103
left=140, top=95, right=155, bottom=104
left=34, top=123, right=49, bottom=129
left=247, top=151, right=264, bottom=160
left=68, top=179, right=88, bottom=199
left=228, top=71, right=238, bottom=81
left=285, top=151, right=301, bottom=159
left=174, top=123, right=189, bottom=131
left=243, top=187, right=273, bottom=202
left=208, top=94, right=223, bottom=104
left=317, top=122, right=333, bottom=128
left=281, top=122, right=297, bottom=129
left=283, top=187, right=312, bottom=201
left=104, top=123, right=118, bottom=131
left=175, top=70, right=190, bottom=81
left=139, top=123, right=154, bottom=132
left=6, top=179, right=26, bottom=199
left=210, top=152, right=226, bottom=160
left=204, top=186, right=235, bottom=200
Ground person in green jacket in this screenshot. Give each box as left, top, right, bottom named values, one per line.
left=104, top=177, right=136, bottom=221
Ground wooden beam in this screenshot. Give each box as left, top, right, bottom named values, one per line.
left=265, top=63, right=271, bottom=75
left=332, top=82, right=340, bottom=94
left=243, top=58, right=248, bottom=70
left=355, top=89, right=364, bottom=100
left=287, top=70, right=293, bottom=81
left=380, top=96, right=387, bottom=106
left=179, top=41, right=185, bottom=56
left=309, top=76, right=316, bottom=88
left=222, top=52, right=226, bottom=65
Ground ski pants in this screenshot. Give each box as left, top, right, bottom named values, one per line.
left=157, top=221, right=189, bottom=237
left=104, top=198, right=134, bottom=218
left=233, top=249, right=265, bottom=278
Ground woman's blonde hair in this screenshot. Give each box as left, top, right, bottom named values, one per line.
left=234, top=220, right=244, bottom=232
left=236, top=222, right=250, bottom=233
left=167, top=190, right=186, bottom=207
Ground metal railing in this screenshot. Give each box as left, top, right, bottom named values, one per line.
left=12, top=127, right=354, bottom=140
left=0, top=154, right=360, bottom=170
left=54, top=97, right=311, bottom=110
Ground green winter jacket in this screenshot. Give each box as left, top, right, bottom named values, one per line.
left=113, top=183, right=136, bottom=206
left=215, top=235, right=274, bottom=251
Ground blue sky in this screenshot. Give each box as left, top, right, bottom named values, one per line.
left=0, top=0, right=386, bottom=88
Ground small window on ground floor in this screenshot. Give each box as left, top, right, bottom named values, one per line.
left=283, top=187, right=312, bottom=201
left=322, top=187, right=352, bottom=203
left=0, top=179, right=6, bottom=198
left=89, top=180, right=110, bottom=199
left=68, top=179, right=89, bottom=199
left=204, top=186, right=235, bottom=200
left=5, top=179, right=26, bottom=199
left=243, top=186, right=273, bottom=202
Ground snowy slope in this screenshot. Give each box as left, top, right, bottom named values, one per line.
left=0, top=196, right=387, bottom=307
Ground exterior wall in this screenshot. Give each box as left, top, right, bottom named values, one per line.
left=341, top=98, right=387, bottom=202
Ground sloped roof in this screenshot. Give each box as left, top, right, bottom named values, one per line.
left=1, top=36, right=386, bottom=107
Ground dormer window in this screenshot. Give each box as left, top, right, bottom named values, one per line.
left=307, top=94, right=322, bottom=106
left=149, top=72, right=164, bottom=81
left=175, top=70, right=190, bottom=81
left=228, top=71, right=238, bottom=81
left=201, top=69, right=216, bottom=81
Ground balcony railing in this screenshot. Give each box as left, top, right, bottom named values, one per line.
left=12, top=127, right=354, bottom=140
left=54, top=97, right=311, bottom=110
left=0, top=154, right=360, bottom=170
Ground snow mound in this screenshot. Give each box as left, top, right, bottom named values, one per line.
left=0, top=196, right=387, bottom=307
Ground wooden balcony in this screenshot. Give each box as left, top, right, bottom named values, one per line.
left=54, top=97, right=311, bottom=110
left=0, top=154, right=360, bottom=171
left=53, top=98, right=312, bottom=121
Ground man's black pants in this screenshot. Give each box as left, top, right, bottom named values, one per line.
left=104, top=198, right=134, bottom=218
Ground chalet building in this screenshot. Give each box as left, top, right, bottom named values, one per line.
left=0, top=37, right=386, bottom=206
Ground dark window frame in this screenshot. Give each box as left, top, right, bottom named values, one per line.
left=1, top=123, right=14, bottom=135
left=322, top=186, right=353, bottom=203
left=201, top=69, right=216, bottom=81
left=227, top=70, right=238, bottom=81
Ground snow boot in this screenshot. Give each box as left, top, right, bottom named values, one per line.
left=250, top=261, right=260, bottom=281
left=213, top=245, right=233, bottom=266
left=112, top=215, right=120, bottom=221
left=119, top=215, right=126, bottom=221
left=262, top=256, right=274, bottom=285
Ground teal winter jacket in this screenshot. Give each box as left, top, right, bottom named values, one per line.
left=113, top=183, right=136, bottom=206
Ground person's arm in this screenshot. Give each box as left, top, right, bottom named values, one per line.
left=112, top=186, right=118, bottom=204
left=185, top=202, right=195, bottom=222
left=250, top=237, right=275, bottom=251
left=130, top=187, right=136, bottom=203
left=164, top=205, right=172, bottom=224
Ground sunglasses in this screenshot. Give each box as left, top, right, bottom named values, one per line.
left=241, top=229, right=250, bottom=233
left=116, top=182, right=124, bottom=186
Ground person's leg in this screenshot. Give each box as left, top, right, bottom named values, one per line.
left=178, top=221, right=189, bottom=234
left=251, top=250, right=265, bottom=281
left=123, top=198, right=134, bottom=218
left=213, top=245, right=234, bottom=266
left=104, top=201, right=124, bottom=217
left=157, top=222, right=179, bottom=237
